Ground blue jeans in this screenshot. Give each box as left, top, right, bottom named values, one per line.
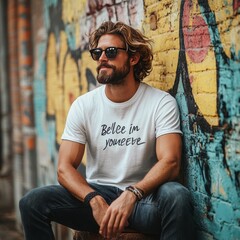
left=19, top=182, right=195, bottom=240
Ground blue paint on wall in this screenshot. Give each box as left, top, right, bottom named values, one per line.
left=33, top=42, right=47, bottom=138
left=65, top=24, right=76, bottom=50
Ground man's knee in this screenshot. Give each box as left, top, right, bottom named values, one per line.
left=157, top=182, right=192, bottom=210
left=20, top=189, right=38, bottom=214
left=19, top=187, right=51, bottom=217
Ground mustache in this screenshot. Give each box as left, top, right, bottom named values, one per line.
left=97, top=63, right=115, bottom=72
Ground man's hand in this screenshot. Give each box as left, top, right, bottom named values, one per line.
left=90, top=195, right=109, bottom=226
left=99, top=190, right=137, bottom=239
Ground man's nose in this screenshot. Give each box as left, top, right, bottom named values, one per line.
left=98, top=51, right=108, bottom=61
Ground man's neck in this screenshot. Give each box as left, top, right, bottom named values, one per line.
left=105, top=79, right=140, bottom=103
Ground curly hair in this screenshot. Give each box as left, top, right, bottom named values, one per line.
left=89, top=21, right=153, bottom=82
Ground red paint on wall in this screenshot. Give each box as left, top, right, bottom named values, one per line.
left=233, top=0, right=240, bottom=12
left=182, top=0, right=211, bottom=63
left=8, top=0, right=23, bottom=155
left=69, top=92, right=75, bottom=104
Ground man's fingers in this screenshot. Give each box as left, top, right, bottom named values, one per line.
left=118, top=214, right=128, bottom=233
left=100, top=210, right=126, bottom=239
left=112, top=214, right=122, bottom=235
left=99, top=211, right=110, bottom=237
left=108, top=212, right=128, bottom=238
left=106, top=212, right=117, bottom=238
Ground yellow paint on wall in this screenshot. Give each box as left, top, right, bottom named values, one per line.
left=187, top=53, right=218, bottom=126
left=62, top=0, right=87, bottom=23
left=46, top=31, right=81, bottom=145
left=143, top=0, right=221, bottom=127
left=146, top=53, right=177, bottom=92
left=63, top=51, right=81, bottom=114
left=46, top=33, right=59, bottom=116
left=80, top=51, right=98, bottom=94
left=62, top=0, right=87, bottom=47
left=209, top=0, right=240, bottom=60
left=183, top=0, right=219, bottom=127
left=187, top=57, right=218, bottom=126
left=193, top=70, right=217, bottom=94
left=194, top=93, right=217, bottom=116
left=143, top=0, right=181, bottom=90
left=79, top=51, right=98, bottom=166
left=45, top=0, right=100, bottom=150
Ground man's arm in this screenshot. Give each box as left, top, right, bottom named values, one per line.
left=58, top=140, right=92, bottom=200
left=135, top=133, right=182, bottom=195
left=99, top=133, right=182, bottom=239
left=57, top=140, right=109, bottom=225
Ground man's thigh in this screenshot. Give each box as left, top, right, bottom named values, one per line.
left=22, top=185, right=99, bottom=232
left=128, top=182, right=193, bottom=235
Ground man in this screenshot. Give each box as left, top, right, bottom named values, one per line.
left=20, top=21, right=195, bottom=240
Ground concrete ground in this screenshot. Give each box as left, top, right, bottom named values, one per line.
left=0, top=210, right=23, bottom=240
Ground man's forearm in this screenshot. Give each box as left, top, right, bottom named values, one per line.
left=57, top=163, right=95, bottom=202
left=135, top=158, right=180, bottom=196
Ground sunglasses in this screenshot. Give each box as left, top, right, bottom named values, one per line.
left=90, top=47, right=127, bottom=61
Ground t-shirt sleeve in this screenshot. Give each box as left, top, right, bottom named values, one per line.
left=61, top=99, right=86, bottom=144
left=155, top=94, right=182, bottom=138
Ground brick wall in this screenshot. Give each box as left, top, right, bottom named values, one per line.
left=29, top=0, right=240, bottom=239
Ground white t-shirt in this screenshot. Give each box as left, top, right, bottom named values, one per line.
left=62, top=82, right=182, bottom=190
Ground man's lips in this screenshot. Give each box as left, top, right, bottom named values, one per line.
left=97, top=64, right=113, bottom=72
left=99, top=66, right=109, bottom=70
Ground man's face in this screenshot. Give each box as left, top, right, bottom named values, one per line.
left=94, top=34, right=130, bottom=85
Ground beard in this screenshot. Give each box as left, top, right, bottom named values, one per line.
left=96, top=59, right=130, bottom=85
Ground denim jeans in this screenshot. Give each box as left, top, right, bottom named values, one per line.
left=19, top=182, right=195, bottom=240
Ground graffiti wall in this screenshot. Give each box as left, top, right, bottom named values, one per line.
left=31, top=0, right=240, bottom=239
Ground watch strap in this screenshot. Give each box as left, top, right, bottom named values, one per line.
left=84, top=191, right=101, bottom=205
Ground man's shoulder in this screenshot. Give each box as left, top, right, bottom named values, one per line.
left=142, top=83, right=172, bottom=100
left=75, top=85, right=103, bottom=102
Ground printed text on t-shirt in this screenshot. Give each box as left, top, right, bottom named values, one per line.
left=101, top=122, right=145, bottom=150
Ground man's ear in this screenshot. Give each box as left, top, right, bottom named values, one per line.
left=130, top=52, right=140, bottom=66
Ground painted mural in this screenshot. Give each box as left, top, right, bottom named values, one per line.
left=172, top=1, right=240, bottom=239
left=33, top=0, right=240, bottom=239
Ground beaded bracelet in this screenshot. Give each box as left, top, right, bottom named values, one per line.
left=125, top=186, right=144, bottom=201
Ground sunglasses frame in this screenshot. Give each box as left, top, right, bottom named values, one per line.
left=89, top=47, right=127, bottom=61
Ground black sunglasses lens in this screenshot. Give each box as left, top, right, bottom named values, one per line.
left=90, top=47, right=119, bottom=60
left=91, top=49, right=102, bottom=60
left=105, top=47, right=117, bottom=59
